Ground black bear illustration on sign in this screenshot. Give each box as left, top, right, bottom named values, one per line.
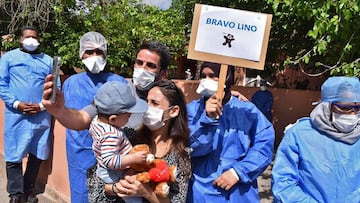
left=223, top=33, right=235, bottom=48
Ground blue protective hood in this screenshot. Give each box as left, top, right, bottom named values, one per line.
left=321, top=76, right=360, bottom=103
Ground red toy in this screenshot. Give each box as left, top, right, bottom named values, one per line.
left=129, top=144, right=177, bottom=197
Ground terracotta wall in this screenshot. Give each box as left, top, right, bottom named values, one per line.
left=0, top=102, right=70, bottom=202
left=230, top=85, right=321, bottom=146
left=0, top=80, right=320, bottom=202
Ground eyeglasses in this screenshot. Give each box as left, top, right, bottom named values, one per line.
left=135, top=59, right=158, bottom=70
left=332, top=103, right=360, bottom=113
left=84, top=49, right=104, bottom=55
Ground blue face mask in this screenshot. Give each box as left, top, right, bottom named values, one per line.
left=332, top=112, right=360, bottom=133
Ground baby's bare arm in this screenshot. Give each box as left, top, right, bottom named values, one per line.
left=121, top=151, right=148, bottom=169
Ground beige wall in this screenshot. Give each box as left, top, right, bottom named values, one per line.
left=0, top=80, right=320, bottom=202
left=0, top=101, right=71, bottom=202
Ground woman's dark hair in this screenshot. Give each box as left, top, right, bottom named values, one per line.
left=200, top=62, right=234, bottom=91
left=154, top=80, right=190, bottom=145
left=200, top=62, right=234, bottom=104
left=132, top=80, right=191, bottom=176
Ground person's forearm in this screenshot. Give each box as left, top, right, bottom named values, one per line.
left=105, top=183, right=115, bottom=196
left=55, top=108, right=91, bottom=130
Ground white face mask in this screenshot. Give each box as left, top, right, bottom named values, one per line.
left=332, top=112, right=360, bottom=133
left=196, top=78, right=218, bottom=97
left=82, top=56, right=106, bottom=74
left=132, top=67, right=156, bottom=89
left=22, top=37, right=40, bottom=52
left=260, top=86, right=267, bottom=91
left=143, top=106, right=165, bottom=131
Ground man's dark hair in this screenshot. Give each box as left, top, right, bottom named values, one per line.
left=21, top=26, right=39, bottom=37
left=136, top=41, right=170, bottom=70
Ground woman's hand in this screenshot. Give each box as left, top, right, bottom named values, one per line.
left=231, top=90, right=249, bottom=101
left=115, top=175, right=168, bottom=203
left=205, top=94, right=223, bottom=119
left=115, top=175, right=149, bottom=197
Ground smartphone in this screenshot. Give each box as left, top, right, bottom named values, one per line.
left=50, top=56, right=61, bottom=103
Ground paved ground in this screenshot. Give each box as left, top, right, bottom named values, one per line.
left=258, top=162, right=273, bottom=203
left=0, top=154, right=56, bottom=203
left=0, top=153, right=273, bottom=203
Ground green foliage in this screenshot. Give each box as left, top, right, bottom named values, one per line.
left=1, top=0, right=187, bottom=75
left=1, top=34, right=18, bottom=51
left=267, top=0, right=360, bottom=76
left=47, top=0, right=186, bottom=74
left=1, top=0, right=359, bottom=79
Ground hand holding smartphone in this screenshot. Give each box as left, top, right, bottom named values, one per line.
left=50, top=56, right=61, bottom=103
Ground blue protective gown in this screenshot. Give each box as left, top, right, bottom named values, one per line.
left=0, top=48, right=59, bottom=162
left=62, top=71, right=127, bottom=203
left=186, top=96, right=274, bottom=203
left=251, top=89, right=273, bottom=122
left=272, top=118, right=360, bottom=203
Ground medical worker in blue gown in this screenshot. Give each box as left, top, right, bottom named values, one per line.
left=251, top=79, right=273, bottom=122
left=62, top=31, right=127, bottom=203
left=0, top=26, right=60, bottom=203
left=186, top=62, right=275, bottom=203
left=272, top=76, right=360, bottom=203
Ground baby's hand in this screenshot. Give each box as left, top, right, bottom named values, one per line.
left=132, top=151, right=151, bottom=164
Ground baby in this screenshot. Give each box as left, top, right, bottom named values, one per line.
left=89, top=81, right=148, bottom=203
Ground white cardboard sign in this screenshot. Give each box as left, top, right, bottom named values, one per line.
left=188, top=4, right=272, bottom=70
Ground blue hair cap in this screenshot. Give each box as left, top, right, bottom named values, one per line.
left=321, top=76, right=360, bottom=103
